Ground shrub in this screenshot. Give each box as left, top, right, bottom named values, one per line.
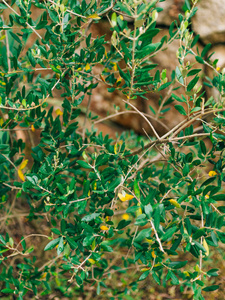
left=0, top=0, right=225, bottom=299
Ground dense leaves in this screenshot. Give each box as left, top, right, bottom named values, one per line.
left=0, top=0, right=225, bottom=299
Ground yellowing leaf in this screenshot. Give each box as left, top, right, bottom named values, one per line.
left=0, top=118, right=3, bottom=126
left=100, top=225, right=109, bottom=231
left=88, top=258, right=96, bottom=264
left=85, top=63, right=91, bottom=71
left=40, top=272, right=47, bottom=280
left=152, top=251, right=156, bottom=258
left=114, top=143, right=118, bottom=154
left=19, top=159, right=28, bottom=170
left=122, top=213, right=129, bottom=220
left=203, top=239, right=209, bottom=256
left=31, top=124, right=35, bottom=132
left=105, top=216, right=109, bottom=222
left=208, top=170, right=217, bottom=177
left=118, top=192, right=134, bottom=202
left=87, top=13, right=101, bottom=20
left=141, top=268, right=150, bottom=272
left=145, top=238, right=153, bottom=244
left=100, top=74, right=105, bottom=82
left=136, top=206, right=142, bottom=217
left=183, top=271, right=190, bottom=277
left=18, top=169, right=25, bottom=181
left=55, top=108, right=63, bottom=116
left=113, top=62, right=117, bottom=71
left=169, top=199, right=181, bottom=208
left=116, top=75, right=122, bottom=83
left=119, top=15, right=123, bottom=20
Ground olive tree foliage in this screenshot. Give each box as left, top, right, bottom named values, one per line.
left=0, top=0, right=225, bottom=299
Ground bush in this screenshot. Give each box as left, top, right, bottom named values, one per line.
left=0, top=0, right=225, bottom=299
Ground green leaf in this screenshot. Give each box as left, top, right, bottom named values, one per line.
left=9, top=31, right=21, bottom=44
left=170, top=271, right=179, bottom=285
left=134, top=228, right=151, bottom=243
left=83, top=235, right=95, bottom=247
left=117, top=219, right=131, bottom=230
left=134, top=179, right=140, bottom=198
left=0, top=3, right=7, bottom=9
left=139, top=270, right=150, bottom=281
left=187, top=69, right=202, bottom=77
left=175, top=66, right=184, bottom=84
left=207, top=269, right=219, bottom=277
left=195, top=56, right=204, bottom=64
left=187, top=76, right=199, bottom=92
left=44, top=238, right=60, bottom=251
left=77, top=160, right=92, bottom=169
left=144, top=204, right=152, bottom=219
left=136, top=42, right=161, bottom=59
left=57, top=236, right=64, bottom=255
left=1, top=288, right=15, bottom=293
left=100, top=241, right=113, bottom=252
left=161, top=226, right=177, bottom=241
left=0, top=235, right=6, bottom=245
left=81, top=213, right=100, bottom=222
left=202, top=285, right=219, bottom=292
left=168, top=260, right=188, bottom=269
left=66, top=237, right=78, bottom=250
left=174, top=105, right=187, bottom=115
left=111, top=12, right=117, bottom=27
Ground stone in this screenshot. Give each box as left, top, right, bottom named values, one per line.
left=156, top=0, right=184, bottom=26
left=205, top=45, right=225, bottom=101
left=192, top=0, right=225, bottom=44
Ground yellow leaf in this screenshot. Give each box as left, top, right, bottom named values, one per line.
left=183, top=271, right=190, bottom=277
left=216, top=66, right=220, bottom=71
left=169, top=199, right=181, bottom=208
left=100, top=225, right=109, bottom=231
left=105, top=216, right=109, bottom=222
left=119, top=15, right=123, bottom=20
left=208, top=170, right=217, bottom=177
left=87, top=13, right=101, bottom=19
left=31, top=124, right=35, bottom=132
left=114, top=143, right=118, bottom=154
left=100, top=74, right=105, bottom=82
left=85, top=63, right=91, bottom=71
left=141, top=268, right=150, bottom=272
left=18, top=169, right=25, bottom=181
left=152, top=251, right=156, bottom=258
left=203, top=239, right=209, bottom=256
left=19, top=159, right=28, bottom=170
left=88, top=258, right=96, bottom=264
left=118, top=192, right=134, bottom=202
left=205, top=194, right=209, bottom=199
left=116, top=75, right=122, bottom=83
left=0, top=118, right=4, bottom=126
left=122, top=213, right=129, bottom=220
left=55, top=108, right=63, bottom=116
left=40, top=272, right=47, bottom=280
left=136, top=205, right=142, bottom=217
left=113, top=63, right=117, bottom=71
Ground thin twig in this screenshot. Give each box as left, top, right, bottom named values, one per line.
left=150, top=219, right=165, bottom=253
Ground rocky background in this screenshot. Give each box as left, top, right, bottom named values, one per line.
left=80, top=0, right=225, bottom=138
